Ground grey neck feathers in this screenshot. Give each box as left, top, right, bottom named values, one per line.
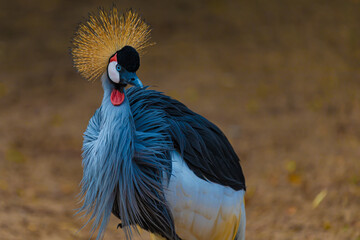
left=80, top=75, right=177, bottom=240
left=80, top=75, right=138, bottom=239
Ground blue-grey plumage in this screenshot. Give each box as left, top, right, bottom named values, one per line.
left=80, top=74, right=178, bottom=240
left=79, top=69, right=246, bottom=239
left=74, top=10, right=245, bottom=240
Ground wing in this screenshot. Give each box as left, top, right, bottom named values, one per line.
left=127, top=87, right=246, bottom=191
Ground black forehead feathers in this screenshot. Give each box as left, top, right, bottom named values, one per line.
left=116, top=46, right=140, bottom=72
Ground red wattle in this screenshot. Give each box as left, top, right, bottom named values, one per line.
left=110, top=89, right=124, bottom=106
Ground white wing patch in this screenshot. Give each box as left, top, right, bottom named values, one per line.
left=164, top=151, right=246, bottom=240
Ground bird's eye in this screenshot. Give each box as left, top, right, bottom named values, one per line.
left=116, top=64, right=121, bottom=72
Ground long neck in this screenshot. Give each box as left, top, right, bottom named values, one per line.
left=100, top=74, right=136, bottom=159
left=82, top=76, right=136, bottom=239
left=99, top=95, right=135, bottom=162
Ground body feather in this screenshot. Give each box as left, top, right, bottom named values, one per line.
left=80, top=78, right=178, bottom=240
left=127, top=87, right=246, bottom=191
left=79, top=82, right=245, bottom=239
left=164, top=151, right=245, bottom=240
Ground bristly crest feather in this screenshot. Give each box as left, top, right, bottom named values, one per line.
left=71, top=8, right=154, bottom=81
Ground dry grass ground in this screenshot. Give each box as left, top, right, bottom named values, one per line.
left=0, top=0, right=359, bottom=239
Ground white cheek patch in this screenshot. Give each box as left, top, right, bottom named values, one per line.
left=107, top=61, right=120, bottom=83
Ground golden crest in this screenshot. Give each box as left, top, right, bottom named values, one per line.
left=71, top=8, right=154, bottom=81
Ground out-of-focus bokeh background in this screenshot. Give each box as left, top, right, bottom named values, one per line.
left=0, top=0, right=359, bottom=239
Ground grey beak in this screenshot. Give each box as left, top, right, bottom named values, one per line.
left=120, top=70, right=143, bottom=88
left=131, top=76, right=143, bottom=88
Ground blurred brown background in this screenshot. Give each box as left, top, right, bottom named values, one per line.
left=0, top=0, right=360, bottom=239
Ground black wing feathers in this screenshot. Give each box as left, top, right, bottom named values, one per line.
left=127, top=87, right=246, bottom=191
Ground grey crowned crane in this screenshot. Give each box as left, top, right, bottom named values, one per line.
left=71, top=8, right=246, bottom=240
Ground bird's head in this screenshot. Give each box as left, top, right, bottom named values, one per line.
left=107, top=46, right=143, bottom=89
left=71, top=9, right=153, bottom=106
left=107, top=46, right=143, bottom=105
